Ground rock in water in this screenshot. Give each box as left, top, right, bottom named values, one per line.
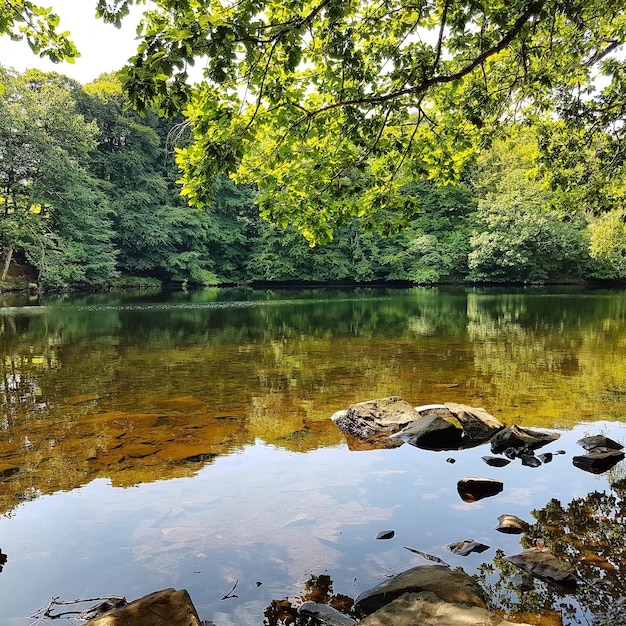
left=331, top=396, right=420, bottom=443
left=505, top=547, right=578, bottom=590
left=457, top=477, right=504, bottom=502
left=445, top=539, right=490, bottom=556
left=572, top=449, right=625, bottom=474
left=390, top=413, right=463, bottom=450
left=298, top=601, right=357, bottom=625
left=490, top=425, right=560, bottom=455
left=577, top=435, right=623, bottom=451
left=355, top=565, right=486, bottom=614
left=495, top=514, right=530, bottom=534
left=482, top=456, right=511, bottom=467
left=85, top=588, right=202, bottom=626
left=444, top=403, right=504, bottom=441
left=359, top=591, right=533, bottom=626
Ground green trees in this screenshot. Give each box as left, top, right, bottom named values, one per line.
left=0, top=67, right=117, bottom=287
left=110, top=0, right=626, bottom=244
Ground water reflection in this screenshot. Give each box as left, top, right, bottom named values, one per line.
left=1, top=287, right=626, bottom=625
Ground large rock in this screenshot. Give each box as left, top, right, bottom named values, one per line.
left=505, top=547, right=578, bottom=590
left=495, top=514, right=530, bottom=534
left=331, top=397, right=420, bottom=444
left=390, top=413, right=463, bottom=450
left=354, top=565, right=486, bottom=615
left=85, top=588, right=202, bottom=626
left=359, top=591, right=532, bottom=626
left=444, top=403, right=504, bottom=441
left=577, top=435, right=623, bottom=451
left=572, top=449, right=625, bottom=474
left=490, top=425, right=560, bottom=455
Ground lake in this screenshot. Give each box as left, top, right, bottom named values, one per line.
left=1, top=286, right=625, bottom=625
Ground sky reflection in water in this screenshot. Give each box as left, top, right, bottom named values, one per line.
left=1, top=287, right=625, bottom=625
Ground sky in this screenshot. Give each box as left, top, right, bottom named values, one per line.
left=0, top=0, right=144, bottom=84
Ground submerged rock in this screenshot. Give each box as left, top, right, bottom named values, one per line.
left=85, top=588, right=202, bottom=626
left=354, top=565, right=486, bottom=615
left=331, top=397, right=419, bottom=444
left=298, top=601, right=357, bottom=625
left=505, top=547, right=578, bottom=590
left=457, top=477, right=504, bottom=502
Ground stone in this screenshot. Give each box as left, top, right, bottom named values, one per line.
left=444, top=403, right=504, bottom=441
left=495, top=514, right=530, bottom=534
left=457, top=477, right=504, bottom=502
left=359, top=591, right=532, bottom=626
left=520, top=454, right=541, bottom=468
left=577, top=435, right=623, bottom=451
left=490, top=425, right=560, bottom=455
left=376, top=530, right=395, bottom=540
left=390, top=413, right=463, bottom=450
left=445, top=539, right=490, bottom=556
left=354, top=565, right=486, bottom=615
left=85, top=588, right=202, bottom=626
left=331, top=397, right=420, bottom=443
left=572, top=449, right=625, bottom=474
left=298, top=601, right=357, bottom=625
left=482, top=456, right=511, bottom=467
left=505, top=547, right=578, bottom=590
left=537, top=452, right=553, bottom=464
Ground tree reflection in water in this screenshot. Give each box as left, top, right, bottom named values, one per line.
left=478, top=478, right=626, bottom=625
left=264, top=574, right=355, bottom=626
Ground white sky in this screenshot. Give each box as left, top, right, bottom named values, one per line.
left=0, top=0, right=144, bottom=84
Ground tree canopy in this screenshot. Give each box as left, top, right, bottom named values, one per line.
left=3, top=0, right=626, bottom=244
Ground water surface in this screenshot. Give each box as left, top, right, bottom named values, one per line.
left=1, top=287, right=625, bottom=625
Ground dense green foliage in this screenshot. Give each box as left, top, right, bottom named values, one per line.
left=113, top=0, right=626, bottom=245
left=1, top=63, right=626, bottom=288
left=3, top=1, right=626, bottom=247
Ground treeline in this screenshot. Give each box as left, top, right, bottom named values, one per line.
left=1, top=66, right=625, bottom=289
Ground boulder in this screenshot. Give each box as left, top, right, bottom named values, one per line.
left=505, top=547, right=578, bottom=590
left=354, top=565, right=486, bottom=615
left=331, top=397, right=420, bottom=443
left=85, top=588, right=202, bottom=626
left=298, top=601, right=357, bottom=625
left=359, top=591, right=532, bottom=626
left=577, top=435, right=623, bottom=451
left=495, top=514, right=530, bottom=534
left=572, top=449, right=625, bottom=474
left=444, top=403, right=504, bottom=441
left=457, top=477, right=504, bottom=503
left=390, top=413, right=463, bottom=450
left=490, top=425, right=560, bottom=455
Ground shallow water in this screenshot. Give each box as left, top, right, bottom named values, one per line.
left=1, top=286, right=625, bottom=625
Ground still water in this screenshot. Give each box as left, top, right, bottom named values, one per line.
left=1, top=286, right=625, bottom=625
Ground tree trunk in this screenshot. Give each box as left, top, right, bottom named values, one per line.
left=2, top=245, right=14, bottom=281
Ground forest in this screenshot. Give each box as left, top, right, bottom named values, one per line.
left=1, top=65, right=625, bottom=289
left=1, top=0, right=626, bottom=289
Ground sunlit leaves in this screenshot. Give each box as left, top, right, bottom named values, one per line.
left=110, top=0, right=626, bottom=242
